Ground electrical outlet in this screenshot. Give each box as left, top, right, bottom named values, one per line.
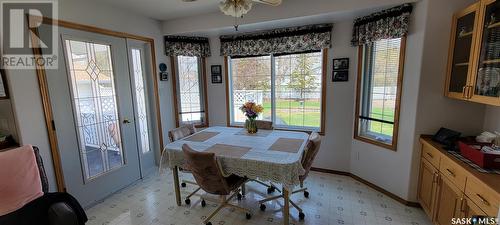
left=0, top=119, right=8, bottom=131
left=356, top=151, right=360, bottom=160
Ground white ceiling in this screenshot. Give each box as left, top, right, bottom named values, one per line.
left=99, top=0, right=222, bottom=21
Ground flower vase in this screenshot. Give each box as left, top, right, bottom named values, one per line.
left=245, top=118, right=258, bottom=134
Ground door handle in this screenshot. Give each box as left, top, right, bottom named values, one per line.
left=123, top=119, right=131, bottom=124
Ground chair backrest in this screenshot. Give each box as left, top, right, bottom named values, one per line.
left=32, top=146, right=49, bottom=193
left=255, top=120, right=273, bottom=130
left=181, top=144, right=231, bottom=195
left=300, top=132, right=322, bottom=181
left=168, top=124, right=197, bottom=142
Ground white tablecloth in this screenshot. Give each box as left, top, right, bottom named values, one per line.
left=162, top=126, right=309, bottom=188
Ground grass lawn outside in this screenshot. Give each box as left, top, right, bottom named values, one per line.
left=260, top=99, right=395, bottom=136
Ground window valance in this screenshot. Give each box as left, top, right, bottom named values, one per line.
left=220, top=24, right=333, bottom=57
left=351, top=3, right=412, bottom=46
left=164, top=36, right=211, bottom=57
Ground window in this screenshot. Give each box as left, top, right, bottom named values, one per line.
left=354, top=37, right=406, bottom=150
left=131, top=48, right=151, bottom=153
left=172, top=55, right=208, bottom=127
left=227, top=51, right=326, bottom=132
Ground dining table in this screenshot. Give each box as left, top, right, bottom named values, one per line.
left=162, top=126, right=310, bottom=225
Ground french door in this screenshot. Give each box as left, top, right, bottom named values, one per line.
left=39, top=25, right=155, bottom=207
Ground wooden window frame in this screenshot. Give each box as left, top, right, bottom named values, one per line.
left=170, top=56, right=209, bottom=128
left=353, top=36, right=407, bottom=151
left=224, top=50, right=327, bottom=134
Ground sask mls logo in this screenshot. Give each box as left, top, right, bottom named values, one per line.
left=1, top=1, right=58, bottom=69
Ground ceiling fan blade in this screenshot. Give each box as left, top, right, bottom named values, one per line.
left=252, top=0, right=282, bottom=6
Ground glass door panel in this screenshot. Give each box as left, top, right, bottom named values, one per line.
left=65, top=40, right=124, bottom=180
left=131, top=48, right=151, bottom=154
left=449, top=10, right=477, bottom=94
left=475, top=0, right=500, bottom=99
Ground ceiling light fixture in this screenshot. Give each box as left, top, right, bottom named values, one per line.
left=219, top=0, right=253, bottom=31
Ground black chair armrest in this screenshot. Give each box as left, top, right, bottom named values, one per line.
left=48, top=202, right=79, bottom=225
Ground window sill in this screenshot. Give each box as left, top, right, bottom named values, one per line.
left=228, top=123, right=323, bottom=135
left=354, top=135, right=396, bottom=151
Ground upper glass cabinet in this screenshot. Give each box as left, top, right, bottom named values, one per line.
left=471, top=0, right=500, bottom=105
left=445, top=0, right=500, bottom=106
left=445, top=3, right=479, bottom=99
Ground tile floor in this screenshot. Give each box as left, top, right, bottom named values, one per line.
left=85, top=170, right=432, bottom=225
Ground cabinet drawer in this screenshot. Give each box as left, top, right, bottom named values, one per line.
left=422, top=142, right=441, bottom=168
left=465, top=176, right=500, bottom=216
left=439, top=156, right=467, bottom=191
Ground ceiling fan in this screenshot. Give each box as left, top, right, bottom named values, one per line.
left=219, top=0, right=282, bottom=31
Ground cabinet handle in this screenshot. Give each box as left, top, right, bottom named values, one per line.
left=459, top=197, right=466, bottom=213
left=446, top=168, right=455, bottom=177
left=476, top=194, right=490, bottom=206
left=426, top=152, right=434, bottom=158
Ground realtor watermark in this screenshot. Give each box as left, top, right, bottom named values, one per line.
left=1, top=1, right=58, bottom=69
left=452, top=216, right=499, bottom=225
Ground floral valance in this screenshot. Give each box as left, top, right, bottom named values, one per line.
left=351, top=3, right=412, bottom=46
left=220, top=24, right=333, bottom=57
left=164, top=36, right=211, bottom=57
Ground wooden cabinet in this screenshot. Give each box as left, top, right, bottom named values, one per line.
left=463, top=197, right=488, bottom=218
left=446, top=0, right=500, bottom=106
left=418, top=136, right=500, bottom=225
left=418, top=158, right=439, bottom=218
left=434, top=175, right=464, bottom=225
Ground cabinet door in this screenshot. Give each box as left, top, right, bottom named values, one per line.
left=470, top=0, right=500, bottom=105
left=418, top=158, right=439, bottom=218
left=434, top=175, right=463, bottom=225
left=463, top=197, right=488, bottom=218
left=446, top=3, right=480, bottom=99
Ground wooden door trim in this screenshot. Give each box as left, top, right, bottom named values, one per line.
left=31, top=16, right=164, bottom=191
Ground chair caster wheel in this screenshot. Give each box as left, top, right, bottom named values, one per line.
left=299, top=212, right=305, bottom=220
left=237, top=193, right=242, bottom=200
left=304, top=191, right=310, bottom=198
left=184, top=198, right=191, bottom=205
left=267, top=186, right=275, bottom=194
left=206, top=222, right=212, bottom=225
left=260, top=204, right=266, bottom=211
left=201, top=200, right=206, bottom=207
left=246, top=213, right=252, bottom=220
left=181, top=182, right=186, bottom=188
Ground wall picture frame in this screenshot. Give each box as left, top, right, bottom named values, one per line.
left=333, top=58, right=349, bottom=70
left=332, top=70, right=349, bottom=82
left=0, top=69, right=9, bottom=99
left=332, top=58, right=349, bottom=82
left=211, top=65, right=222, bottom=84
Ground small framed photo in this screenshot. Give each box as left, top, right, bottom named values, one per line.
left=332, top=70, right=348, bottom=82
left=333, top=58, right=349, bottom=70
left=211, top=65, right=221, bottom=74
left=211, top=65, right=222, bottom=84
left=0, top=69, right=8, bottom=99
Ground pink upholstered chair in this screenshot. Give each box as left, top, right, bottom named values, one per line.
left=258, top=132, right=322, bottom=220
left=182, top=144, right=251, bottom=225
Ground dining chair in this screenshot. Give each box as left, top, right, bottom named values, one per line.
left=255, top=120, right=273, bottom=130
left=182, top=144, right=251, bottom=225
left=258, top=132, right=322, bottom=220
left=166, top=124, right=198, bottom=196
